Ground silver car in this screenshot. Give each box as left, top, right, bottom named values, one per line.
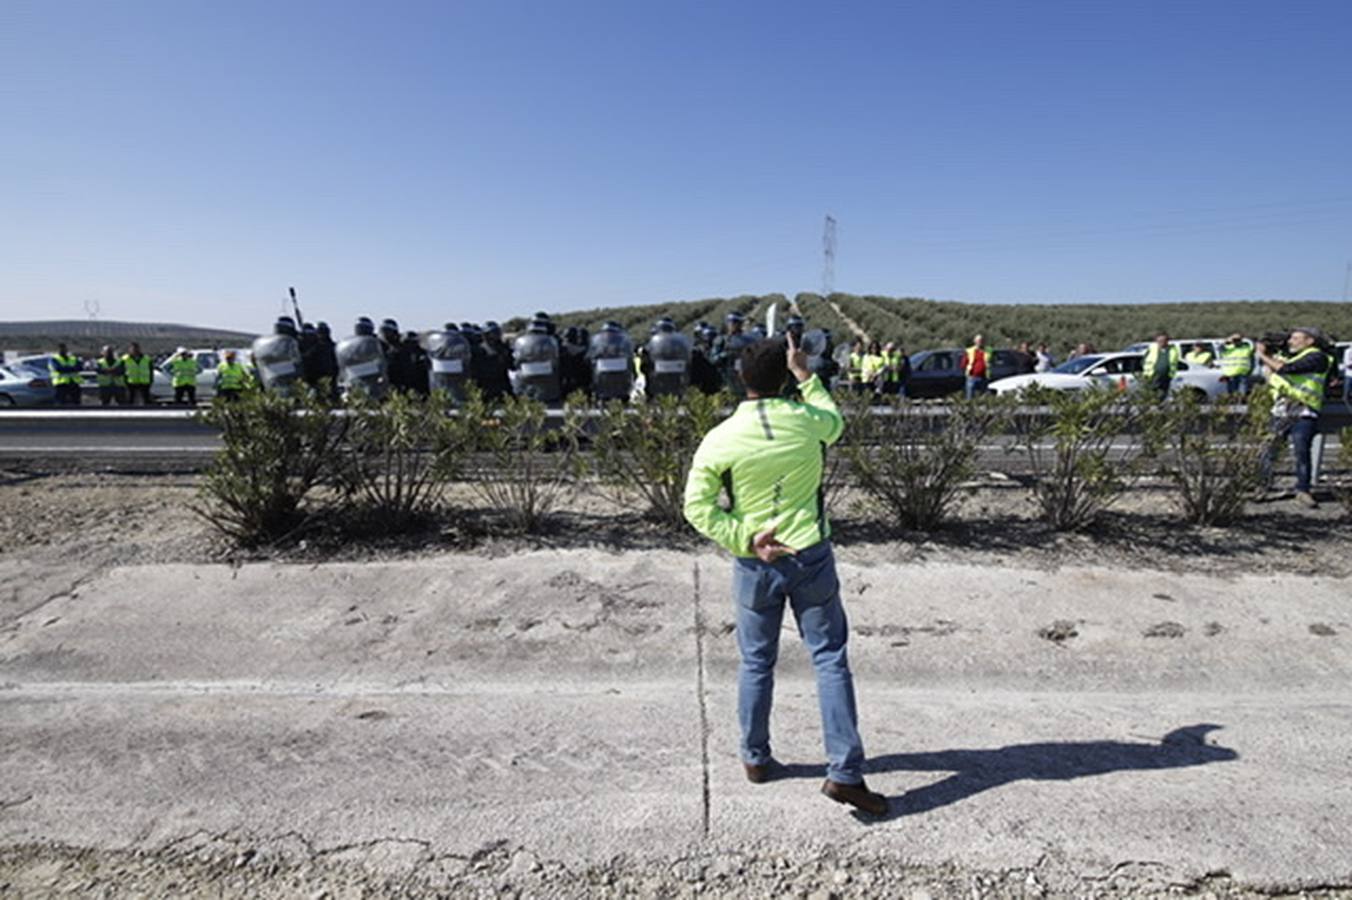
left=0, top=364, right=56, bottom=407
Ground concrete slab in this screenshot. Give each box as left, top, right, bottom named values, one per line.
left=1, top=551, right=1350, bottom=890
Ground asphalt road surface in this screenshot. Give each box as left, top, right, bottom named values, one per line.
left=0, top=407, right=1346, bottom=473
left=1, top=552, right=1349, bottom=892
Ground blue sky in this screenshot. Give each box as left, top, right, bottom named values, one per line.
left=3, top=0, right=1350, bottom=332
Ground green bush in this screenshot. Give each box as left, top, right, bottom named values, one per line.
left=1154, top=390, right=1270, bottom=525
left=462, top=391, right=582, bottom=533
left=195, top=389, right=347, bottom=545
left=588, top=389, right=729, bottom=528
left=841, top=394, right=1005, bottom=531
left=335, top=389, right=466, bottom=531
left=1010, top=387, right=1152, bottom=532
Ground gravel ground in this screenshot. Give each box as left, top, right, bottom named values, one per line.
left=3, top=840, right=1345, bottom=899
left=2, top=471, right=1349, bottom=576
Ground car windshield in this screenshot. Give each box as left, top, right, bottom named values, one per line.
left=1051, top=355, right=1104, bottom=375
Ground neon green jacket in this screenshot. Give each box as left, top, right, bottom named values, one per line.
left=683, top=374, right=844, bottom=557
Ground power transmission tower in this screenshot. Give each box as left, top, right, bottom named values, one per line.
left=822, top=215, right=837, bottom=297
left=84, top=299, right=100, bottom=320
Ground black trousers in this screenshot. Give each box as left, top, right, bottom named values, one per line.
left=126, top=384, right=153, bottom=405
left=174, top=385, right=197, bottom=405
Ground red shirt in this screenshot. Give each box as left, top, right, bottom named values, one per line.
left=964, top=348, right=988, bottom=379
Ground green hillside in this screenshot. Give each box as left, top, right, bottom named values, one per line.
left=531, top=294, right=1352, bottom=353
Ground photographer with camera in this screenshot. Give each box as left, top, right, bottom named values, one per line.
left=1256, top=327, right=1333, bottom=508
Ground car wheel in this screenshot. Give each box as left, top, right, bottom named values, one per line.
left=0, top=394, right=14, bottom=407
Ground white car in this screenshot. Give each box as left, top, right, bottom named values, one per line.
left=990, top=351, right=1227, bottom=399
left=1123, top=337, right=1252, bottom=361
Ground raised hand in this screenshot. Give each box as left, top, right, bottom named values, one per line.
left=786, top=330, right=811, bottom=383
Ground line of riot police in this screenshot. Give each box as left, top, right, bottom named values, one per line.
left=249, top=308, right=837, bottom=405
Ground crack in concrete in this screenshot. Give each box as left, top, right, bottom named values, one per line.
left=692, top=562, right=711, bottom=840
left=1, top=570, right=102, bottom=634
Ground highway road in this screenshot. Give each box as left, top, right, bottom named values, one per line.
left=0, top=405, right=1347, bottom=472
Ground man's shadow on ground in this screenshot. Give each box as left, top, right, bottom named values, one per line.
left=777, top=723, right=1237, bottom=822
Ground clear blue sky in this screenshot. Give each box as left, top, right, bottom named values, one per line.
left=3, top=0, right=1350, bottom=332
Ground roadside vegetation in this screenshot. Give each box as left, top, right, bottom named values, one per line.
left=194, top=383, right=1346, bottom=550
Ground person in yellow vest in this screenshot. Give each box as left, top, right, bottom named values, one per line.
left=1218, top=334, right=1254, bottom=396
left=881, top=341, right=908, bottom=397
left=961, top=334, right=992, bottom=399
left=121, top=342, right=155, bottom=406
left=214, top=349, right=251, bottom=402
left=170, top=348, right=200, bottom=406
left=1256, top=327, right=1331, bottom=508
left=48, top=343, right=83, bottom=406
left=1142, top=332, right=1180, bottom=399
left=847, top=339, right=867, bottom=394
left=1183, top=343, right=1214, bottom=368
left=94, top=345, right=126, bottom=407
left=860, top=340, right=886, bottom=400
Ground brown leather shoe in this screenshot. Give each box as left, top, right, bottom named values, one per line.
left=822, top=778, right=888, bottom=815
left=744, top=762, right=773, bottom=784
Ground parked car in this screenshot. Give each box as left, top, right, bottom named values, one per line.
left=990, top=351, right=1226, bottom=399
left=1123, top=337, right=1250, bottom=362
left=905, top=348, right=1026, bottom=399
left=0, top=364, right=56, bottom=406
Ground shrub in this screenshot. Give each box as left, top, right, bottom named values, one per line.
left=462, top=390, right=582, bottom=533
left=816, top=388, right=874, bottom=513
left=588, top=389, right=729, bottom=528
left=1155, top=390, right=1269, bottom=525
left=334, top=389, right=466, bottom=531
left=1010, top=386, right=1152, bottom=532
left=195, top=388, right=347, bottom=545
left=842, top=394, right=1005, bottom=531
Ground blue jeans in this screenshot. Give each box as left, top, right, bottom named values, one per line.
left=731, top=541, right=865, bottom=784
left=1263, top=415, right=1318, bottom=493
left=1225, top=374, right=1249, bottom=396
left=964, top=377, right=987, bottom=399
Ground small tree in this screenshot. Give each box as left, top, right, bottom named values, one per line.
left=195, top=388, right=346, bottom=545
left=1157, top=390, right=1269, bottom=525
left=335, top=389, right=466, bottom=531
left=1010, top=386, right=1151, bottom=532
left=842, top=394, right=1005, bottom=531
left=462, top=390, right=582, bottom=533
left=588, top=389, right=729, bottom=528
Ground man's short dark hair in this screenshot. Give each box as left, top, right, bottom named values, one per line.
left=739, top=338, right=787, bottom=396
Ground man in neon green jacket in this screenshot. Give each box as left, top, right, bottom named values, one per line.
left=683, top=333, right=886, bottom=816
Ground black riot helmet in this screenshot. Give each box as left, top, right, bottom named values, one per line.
left=354, top=317, right=375, bottom=337
left=444, top=322, right=460, bottom=331
left=275, top=316, right=297, bottom=337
